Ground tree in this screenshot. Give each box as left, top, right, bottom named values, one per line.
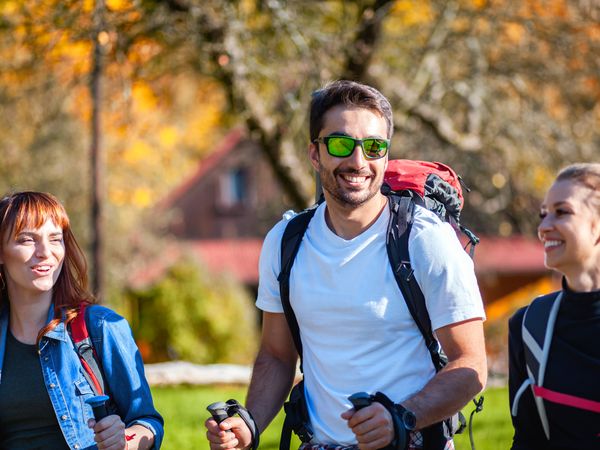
left=123, top=0, right=599, bottom=235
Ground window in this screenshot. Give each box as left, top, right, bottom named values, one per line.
left=218, top=168, right=248, bottom=208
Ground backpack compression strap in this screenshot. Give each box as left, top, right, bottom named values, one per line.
left=69, top=303, right=106, bottom=396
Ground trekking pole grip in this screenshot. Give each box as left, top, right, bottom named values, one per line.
left=348, top=392, right=373, bottom=411
left=86, top=394, right=110, bottom=421
left=207, top=401, right=230, bottom=424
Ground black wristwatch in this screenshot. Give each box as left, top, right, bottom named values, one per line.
left=395, top=404, right=417, bottom=431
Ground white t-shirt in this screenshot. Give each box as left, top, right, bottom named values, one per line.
left=256, top=202, right=485, bottom=444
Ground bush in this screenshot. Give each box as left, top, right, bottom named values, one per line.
left=127, top=258, right=259, bottom=364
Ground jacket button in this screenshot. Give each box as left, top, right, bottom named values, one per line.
left=49, top=383, right=56, bottom=388
left=61, top=415, right=67, bottom=420
left=74, top=445, right=80, bottom=449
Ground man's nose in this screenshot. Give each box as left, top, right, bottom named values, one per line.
left=347, top=142, right=366, bottom=166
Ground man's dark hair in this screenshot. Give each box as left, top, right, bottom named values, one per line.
left=309, top=80, right=394, bottom=142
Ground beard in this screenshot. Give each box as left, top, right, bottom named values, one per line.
left=319, top=165, right=383, bottom=207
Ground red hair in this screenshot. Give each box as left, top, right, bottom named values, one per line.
left=0, top=192, right=95, bottom=341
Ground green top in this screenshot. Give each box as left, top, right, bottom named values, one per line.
left=0, top=330, right=69, bottom=449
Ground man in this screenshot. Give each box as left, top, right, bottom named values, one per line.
left=205, top=80, right=487, bottom=450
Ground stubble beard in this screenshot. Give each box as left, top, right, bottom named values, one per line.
left=319, top=166, right=382, bottom=208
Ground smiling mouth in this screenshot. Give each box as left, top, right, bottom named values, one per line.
left=338, top=172, right=371, bottom=185
left=544, top=240, right=563, bottom=250
left=31, top=265, right=52, bottom=274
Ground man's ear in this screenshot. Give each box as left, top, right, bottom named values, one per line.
left=308, top=142, right=320, bottom=171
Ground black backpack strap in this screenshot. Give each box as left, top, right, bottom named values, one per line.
left=280, top=380, right=313, bottom=450
left=277, top=204, right=319, bottom=364
left=385, top=194, right=447, bottom=372
left=277, top=206, right=319, bottom=450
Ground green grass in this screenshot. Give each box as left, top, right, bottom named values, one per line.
left=152, top=385, right=512, bottom=450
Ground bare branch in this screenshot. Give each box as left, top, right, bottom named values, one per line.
left=342, top=0, right=395, bottom=81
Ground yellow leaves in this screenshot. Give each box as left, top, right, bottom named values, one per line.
left=503, top=22, right=525, bottom=44
left=132, top=188, right=153, bottom=207
left=486, top=277, right=558, bottom=322
left=110, top=187, right=153, bottom=207
left=67, top=85, right=92, bottom=122
left=182, top=102, right=222, bottom=151
left=128, top=39, right=162, bottom=66
left=470, top=0, right=487, bottom=8
left=0, top=1, right=18, bottom=15
left=123, top=140, right=154, bottom=165
left=132, top=82, right=158, bottom=112
left=106, top=0, right=133, bottom=12
left=542, top=84, right=567, bottom=121
left=48, top=38, right=92, bottom=84
left=516, top=0, right=569, bottom=19
left=531, top=166, right=554, bottom=195
left=104, top=75, right=225, bottom=210
left=159, top=126, right=178, bottom=148
left=390, top=0, right=433, bottom=27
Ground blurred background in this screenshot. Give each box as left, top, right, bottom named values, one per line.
left=1, top=0, right=598, bottom=390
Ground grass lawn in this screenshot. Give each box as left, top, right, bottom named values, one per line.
left=152, top=385, right=513, bottom=450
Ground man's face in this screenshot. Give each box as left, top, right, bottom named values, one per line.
left=309, top=105, right=388, bottom=208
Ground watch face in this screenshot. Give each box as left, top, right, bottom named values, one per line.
left=402, top=410, right=417, bottom=431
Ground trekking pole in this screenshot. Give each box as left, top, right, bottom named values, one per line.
left=348, top=392, right=372, bottom=411
left=86, top=395, right=110, bottom=421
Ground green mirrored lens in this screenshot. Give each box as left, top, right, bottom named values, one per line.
left=327, top=137, right=355, bottom=157
left=363, top=139, right=388, bottom=158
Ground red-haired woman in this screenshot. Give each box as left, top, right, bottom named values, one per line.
left=0, top=192, right=163, bottom=450
left=509, top=163, right=600, bottom=449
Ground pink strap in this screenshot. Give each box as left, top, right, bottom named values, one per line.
left=533, top=385, right=600, bottom=414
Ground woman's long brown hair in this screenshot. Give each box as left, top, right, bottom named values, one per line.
left=0, top=192, right=95, bottom=342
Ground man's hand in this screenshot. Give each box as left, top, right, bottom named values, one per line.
left=341, top=402, right=394, bottom=450
left=88, top=415, right=126, bottom=450
left=205, top=416, right=253, bottom=450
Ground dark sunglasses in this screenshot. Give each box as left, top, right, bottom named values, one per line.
left=313, top=135, right=389, bottom=160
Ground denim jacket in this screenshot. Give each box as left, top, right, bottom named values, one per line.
left=0, top=304, right=164, bottom=449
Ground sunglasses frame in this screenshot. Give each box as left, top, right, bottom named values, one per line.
left=313, top=135, right=389, bottom=160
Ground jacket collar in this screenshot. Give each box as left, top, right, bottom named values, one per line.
left=43, top=304, right=68, bottom=342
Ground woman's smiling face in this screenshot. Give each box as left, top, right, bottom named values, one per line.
left=0, top=218, right=65, bottom=299
left=538, top=179, right=600, bottom=278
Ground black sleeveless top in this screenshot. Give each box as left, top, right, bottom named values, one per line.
left=0, top=330, right=69, bottom=449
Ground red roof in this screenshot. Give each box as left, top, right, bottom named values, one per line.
left=130, top=235, right=545, bottom=289
left=187, top=239, right=263, bottom=284
left=129, top=238, right=263, bottom=290
left=473, top=235, right=546, bottom=274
